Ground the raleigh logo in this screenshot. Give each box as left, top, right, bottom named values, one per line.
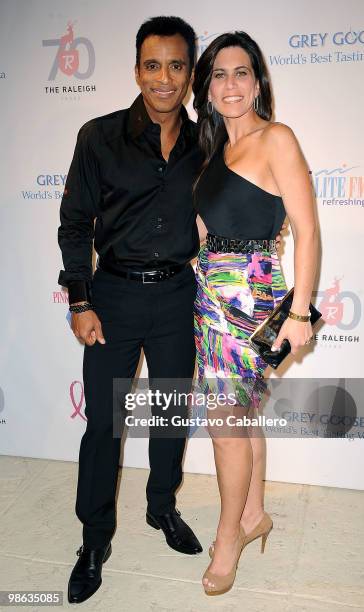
left=42, top=21, right=96, bottom=96
left=314, top=278, right=361, bottom=344
left=43, top=21, right=95, bottom=79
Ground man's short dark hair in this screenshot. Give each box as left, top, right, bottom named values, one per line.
left=136, top=16, right=196, bottom=74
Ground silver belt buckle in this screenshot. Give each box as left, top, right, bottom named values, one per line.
left=142, top=271, right=157, bottom=284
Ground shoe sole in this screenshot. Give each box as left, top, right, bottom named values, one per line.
left=146, top=514, right=202, bottom=555
left=68, top=544, right=112, bottom=604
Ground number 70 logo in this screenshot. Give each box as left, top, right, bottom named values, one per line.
left=42, top=23, right=95, bottom=80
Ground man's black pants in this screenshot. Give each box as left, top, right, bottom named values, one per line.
left=75, top=264, right=197, bottom=548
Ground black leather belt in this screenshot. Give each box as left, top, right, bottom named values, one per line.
left=206, top=233, right=276, bottom=254
left=97, top=259, right=187, bottom=283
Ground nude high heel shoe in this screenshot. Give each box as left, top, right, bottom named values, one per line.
left=202, top=525, right=246, bottom=596
left=208, top=511, right=273, bottom=558
left=245, top=511, right=273, bottom=553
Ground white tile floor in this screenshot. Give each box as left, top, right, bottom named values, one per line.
left=0, top=455, right=363, bottom=611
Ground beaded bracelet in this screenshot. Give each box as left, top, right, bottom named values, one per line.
left=69, top=302, right=94, bottom=314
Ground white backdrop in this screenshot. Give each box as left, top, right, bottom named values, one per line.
left=1, top=0, right=363, bottom=489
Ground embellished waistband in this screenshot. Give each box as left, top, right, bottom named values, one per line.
left=206, top=233, right=277, bottom=254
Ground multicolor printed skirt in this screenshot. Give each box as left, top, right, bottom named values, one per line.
left=194, top=242, right=287, bottom=409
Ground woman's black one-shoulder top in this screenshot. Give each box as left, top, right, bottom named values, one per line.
left=194, top=142, right=286, bottom=240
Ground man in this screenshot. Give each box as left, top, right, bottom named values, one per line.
left=59, top=16, right=203, bottom=605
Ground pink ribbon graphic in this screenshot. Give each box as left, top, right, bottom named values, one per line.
left=70, top=380, right=87, bottom=421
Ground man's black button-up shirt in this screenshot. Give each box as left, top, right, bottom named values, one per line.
left=58, top=93, right=203, bottom=304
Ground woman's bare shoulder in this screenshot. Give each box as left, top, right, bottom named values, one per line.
left=263, top=122, right=298, bottom=145
left=263, top=122, right=307, bottom=175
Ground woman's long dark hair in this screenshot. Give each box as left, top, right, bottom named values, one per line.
left=193, top=31, right=273, bottom=167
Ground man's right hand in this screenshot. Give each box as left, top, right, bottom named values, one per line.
left=70, top=302, right=106, bottom=346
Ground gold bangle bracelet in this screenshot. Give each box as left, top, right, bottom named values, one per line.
left=288, top=310, right=310, bottom=322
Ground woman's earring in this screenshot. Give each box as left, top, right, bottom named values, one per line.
left=207, top=100, right=213, bottom=115
left=253, top=96, right=259, bottom=112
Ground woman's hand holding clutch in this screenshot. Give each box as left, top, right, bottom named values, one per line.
left=271, top=317, right=313, bottom=356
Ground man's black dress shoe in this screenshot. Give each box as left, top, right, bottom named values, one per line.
left=146, top=508, right=203, bottom=555
left=68, top=542, right=111, bottom=604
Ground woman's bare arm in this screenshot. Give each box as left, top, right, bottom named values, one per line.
left=265, top=123, right=319, bottom=315
left=197, top=214, right=208, bottom=242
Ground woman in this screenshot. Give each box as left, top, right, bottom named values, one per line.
left=192, top=32, right=319, bottom=595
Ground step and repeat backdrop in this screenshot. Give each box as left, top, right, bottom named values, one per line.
left=1, top=0, right=363, bottom=489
